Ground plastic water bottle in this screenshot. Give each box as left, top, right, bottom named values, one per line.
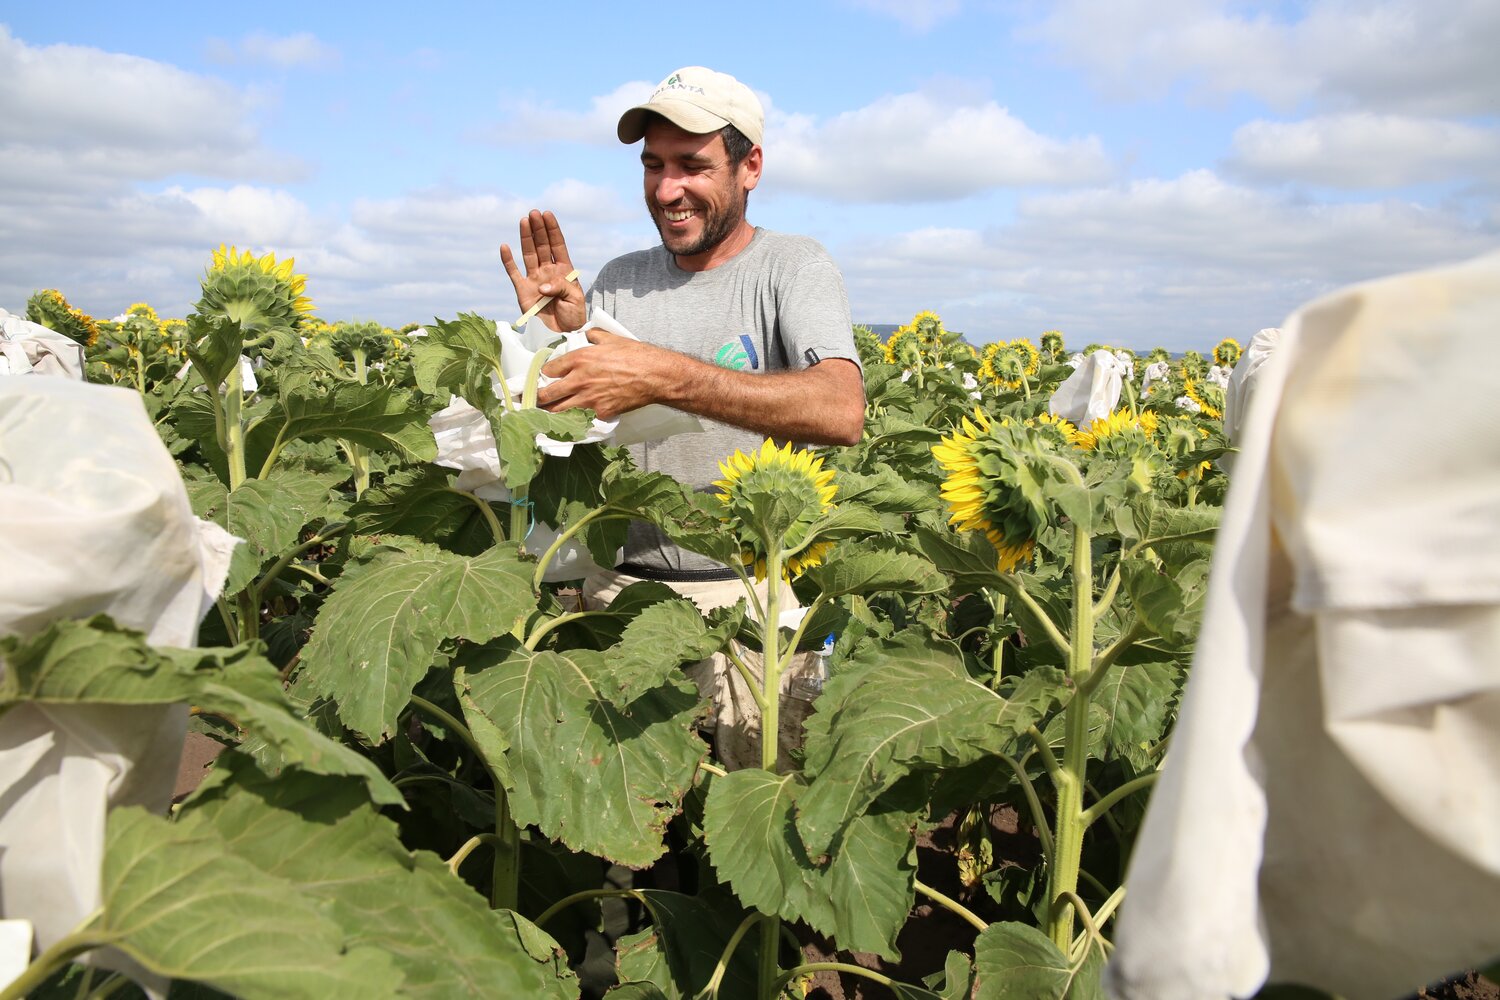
left=791, top=633, right=834, bottom=700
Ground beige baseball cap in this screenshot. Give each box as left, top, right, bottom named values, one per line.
left=617, top=66, right=764, bottom=146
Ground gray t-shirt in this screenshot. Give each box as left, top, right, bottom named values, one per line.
left=586, top=227, right=860, bottom=576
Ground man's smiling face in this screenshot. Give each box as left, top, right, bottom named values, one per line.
left=641, top=118, right=761, bottom=270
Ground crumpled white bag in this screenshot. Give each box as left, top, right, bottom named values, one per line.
left=0, top=309, right=85, bottom=380
left=1221, top=328, right=1281, bottom=455
left=1141, top=360, right=1170, bottom=393
left=1107, top=252, right=1500, bottom=1000
left=429, top=309, right=703, bottom=581
left=0, top=378, right=238, bottom=991
left=495, top=310, right=701, bottom=456
left=1206, top=364, right=1231, bottom=389
left=1049, top=349, right=1123, bottom=427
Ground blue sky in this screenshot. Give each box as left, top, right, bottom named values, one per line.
left=2, top=1, right=1496, bottom=350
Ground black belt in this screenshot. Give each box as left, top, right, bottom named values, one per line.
left=615, top=561, right=740, bottom=583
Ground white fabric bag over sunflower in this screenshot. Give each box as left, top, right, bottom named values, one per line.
left=429, top=309, right=702, bottom=581
left=1107, top=251, right=1500, bottom=1000
left=0, top=378, right=238, bottom=991
left=1049, top=348, right=1124, bottom=427
left=0, top=308, right=85, bottom=380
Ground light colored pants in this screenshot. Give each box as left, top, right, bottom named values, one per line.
left=579, top=569, right=822, bottom=772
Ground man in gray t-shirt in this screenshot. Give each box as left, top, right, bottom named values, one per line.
left=500, top=65, right=865, bottom=580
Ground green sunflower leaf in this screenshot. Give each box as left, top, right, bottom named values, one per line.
left=602, top=598, right=736, bottom=707
left=272, top=382, right=437, bottom=464
left=614, top=891, right=759, bottom=1000
left=0, top=618, right=400, bottom=804
left=346, top=465, right=497, bottom=554
left=455, top=638, right=705, bottom=867
left=173, top=755, right=576, bottom=999
left=795, top=632, right=1053, bottom=860
left=701, top=768, right=916, bottom=959
left=96, top=805, right=401, bottom=999
left=296, top=540, right=537, bottom=741
left=183, top=314, right=245, bottom=388
left=803, top=541, right=947, bottom=599
left=972, top=921, right=1103, bottom=999
left=186, top=469, right=343, bottom=596
left=1091, top=659, right=1181, bottom=770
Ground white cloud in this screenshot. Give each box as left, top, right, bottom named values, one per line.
left=1225, top=114, right=1500, bottom=188
left=1026, top=0, right=1500, bottom=114
left=205, top=31, right=340, bottom=69
left=173, top=185, right=319, bottom=246
left=483, top=81, right=655, bottom=146
left=844, top=0, right=963, bottom=32
left=830, top=170, right=1497, bottom=349
left=768, top=91, right=1112, bottom=202
left=0, top=26, right=301, bottom=188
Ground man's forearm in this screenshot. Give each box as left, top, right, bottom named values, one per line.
left=660, top=354, right=865, bottom=447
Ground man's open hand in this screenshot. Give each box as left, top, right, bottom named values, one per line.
left=500, top=210, right=587, bottom=332
left=537, top=327, right=679, bottom=420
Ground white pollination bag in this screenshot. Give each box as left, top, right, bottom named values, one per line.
left=1049, top=348, right=1124, bottom=427
left=1107, top=252, right=1500, bottom=1000
left=428, top=309, right=702, bottom=581
left=0, top=378, right=237, bottom=989
left=0, top=309, right=85, bottom=380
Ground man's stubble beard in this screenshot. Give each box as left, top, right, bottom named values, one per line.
left=648, top=192, right=747, bottom=258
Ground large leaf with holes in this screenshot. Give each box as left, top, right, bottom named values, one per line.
left=599, top=598, right=741, bottom=707
left=297, top=541, right=537, bottom=741
left=701, top=768, right=916, bottom=958
left=271, top=382, right=437, bottom=463
left=795, top=632, right=1058, bottom=859
left=186, top=469, right=343, bottom=595
left=455, top=638, right=705, bottom=867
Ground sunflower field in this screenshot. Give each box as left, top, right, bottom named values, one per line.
left=4, top=249, right=1246, bottom=999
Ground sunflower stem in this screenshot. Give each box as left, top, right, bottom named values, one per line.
left=1045, top=516, right=1095, bottom=951
left=408, top=695, right=519, bottom=911
left=224, top=358, right=248, bottom=490
left=757, top=545, right=786, bottom=1000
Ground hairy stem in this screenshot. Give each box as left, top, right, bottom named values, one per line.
left=1046, top=517, right=1094, bottom=951
left=914, top=879, right=989, bottom=933
left=1082, top=771, right=1160, bottom=829
left=0, top=921, right=114, bottom=1000
left=534, top=887, right=647, bottom=928
left=408, top=695, right=519, bottom=910
left=693, top=912, right=762, bottom=1000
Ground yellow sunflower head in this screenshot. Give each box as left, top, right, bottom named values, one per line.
left=1213, top=337, right=1242, bottom=367
left=1039, top=330, right=1065, bottom=360
left=932, top=410, right=1066, bottom=574
left=715, top=439, right=839, bottom=580
left=979, top=342, right=1028, bottom=390
left=197, top=243, right=314, bottom=331
left=883, top=326, right=921, bottom=367
left=25, top=289, right=98, bottom=347
left=1072, top=408, right=1157, bottom=451
left=1008, top=338, right=1041, bottom=377
left=908, top=310, right=944, bottom=347
left=1182, top=377, right=1224, bottom=419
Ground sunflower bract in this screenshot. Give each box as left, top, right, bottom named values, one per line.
left=195, top=244, right=315, bottom=332
left=932, top=410, right=1069, bottom=574
left=715, top=439, right=839, bottom=580
left=26, top=289, right=99, bottom=347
